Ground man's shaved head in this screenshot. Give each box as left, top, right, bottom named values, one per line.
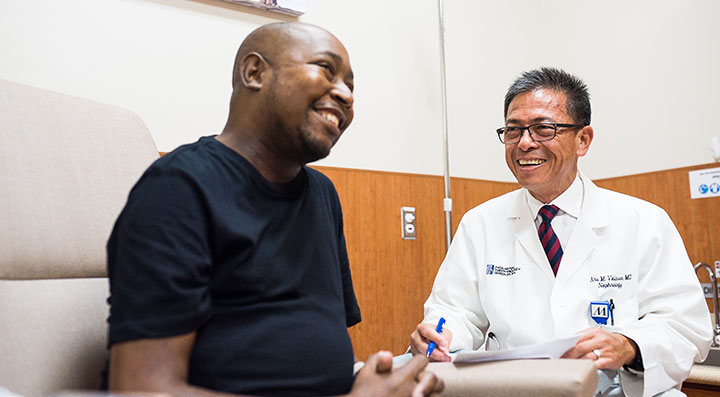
left=231, top=22, right=339, bottom=90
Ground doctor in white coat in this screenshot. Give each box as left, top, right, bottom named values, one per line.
left=410, top=68, right=711, bottom=396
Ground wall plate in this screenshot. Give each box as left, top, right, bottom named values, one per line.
left=401, top=206, right=417, bottom=240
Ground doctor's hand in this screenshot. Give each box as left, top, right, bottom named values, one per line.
left=410, top=322, right=453, bottom=362
left=349, top=351, right=444, bottom=397
left=561, top=328, right=637, bottom=370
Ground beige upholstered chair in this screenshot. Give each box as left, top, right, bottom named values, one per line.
left=0, top=79, right=159, bottom=397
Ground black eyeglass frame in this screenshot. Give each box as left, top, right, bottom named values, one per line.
left=496, top=122, right=586, bottom=144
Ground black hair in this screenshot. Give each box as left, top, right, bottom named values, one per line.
left=504, top=67, right=591, bottom=126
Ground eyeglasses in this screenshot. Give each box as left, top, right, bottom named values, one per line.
left=496, top=122, right=585, bottom=144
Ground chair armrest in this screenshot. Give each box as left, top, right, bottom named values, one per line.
left=426, top=359, right=598, bottom=397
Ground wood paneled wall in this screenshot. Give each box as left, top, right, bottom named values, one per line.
left=314, top=166, right=518, bottom=358
left=314, top=168, right=448, bottom=358
left=313, top=163, right=720, bottom=359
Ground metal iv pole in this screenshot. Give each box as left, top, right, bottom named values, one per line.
left=437, top=0, right=452, bottom=251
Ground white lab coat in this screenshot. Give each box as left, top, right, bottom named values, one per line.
left=423, top=173, right=712, bottom=397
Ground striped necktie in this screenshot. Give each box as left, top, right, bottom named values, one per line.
left=538, top=205, right=563, bottom=276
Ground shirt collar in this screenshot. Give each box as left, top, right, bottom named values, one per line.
left=525, top=173, right=583, bottom=219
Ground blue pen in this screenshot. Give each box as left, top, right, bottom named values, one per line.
left=425, top=317, right=446, bottom=357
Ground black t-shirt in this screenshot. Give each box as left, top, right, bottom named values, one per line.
left=107, top=136, right=361, bottom=396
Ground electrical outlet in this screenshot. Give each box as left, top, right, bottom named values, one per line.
left=401, top=206, right=417, bottom=240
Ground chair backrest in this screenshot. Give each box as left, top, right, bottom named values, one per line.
left=0, top=80, right=159, bottom=396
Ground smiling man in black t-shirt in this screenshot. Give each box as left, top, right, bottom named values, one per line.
left=106, top=22, right=443, bottom=397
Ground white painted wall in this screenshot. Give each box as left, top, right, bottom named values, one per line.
left=443, top=0, right=720, bottom=181
left=0, top=0, right=291, bottom=156
left=1, top=0, right=718, bottom=182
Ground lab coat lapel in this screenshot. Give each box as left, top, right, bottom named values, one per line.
left=508, top=190, right=556, bottom=282
left=554, top=174, right=609, bottom=287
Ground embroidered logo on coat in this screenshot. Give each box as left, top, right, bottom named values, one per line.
left=486, top=264, right=520, bottom=276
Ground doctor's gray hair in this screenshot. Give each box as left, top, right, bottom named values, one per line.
left=504, top=67, right=591, bottom=127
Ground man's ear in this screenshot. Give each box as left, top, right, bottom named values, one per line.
left=239, top=52, right=268, bottom=90
left=576, top=125, right=594, bottom=157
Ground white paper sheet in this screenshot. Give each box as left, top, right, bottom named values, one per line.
left=449, top=334, right=581, bottom=363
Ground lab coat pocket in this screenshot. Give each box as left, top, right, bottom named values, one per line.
left=588, top=260, right=638, bottom=330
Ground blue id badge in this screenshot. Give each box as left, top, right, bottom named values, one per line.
left=590, top=300, right=615, bottom=326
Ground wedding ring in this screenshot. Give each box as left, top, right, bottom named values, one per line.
left=593, top=349, right=602, bottom=359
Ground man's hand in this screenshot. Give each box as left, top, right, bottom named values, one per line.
left=409, top=322, right=453, bottom=362
left=349, top=351, right=444, bottom=397
left=561, top=328, right=637, bottom=370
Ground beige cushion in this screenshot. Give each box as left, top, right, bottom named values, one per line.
left=427, top=359, right=598, bottom=397
left=0, top=79, right=158, bottom=280
left=0, top=79, right=159, bottom=396
left=0, top=278, right=109, bottom=396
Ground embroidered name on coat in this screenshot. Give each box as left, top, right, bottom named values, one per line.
left=589, top=273, right=632, bottom=289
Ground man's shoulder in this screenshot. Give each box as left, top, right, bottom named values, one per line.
left=586, top=183, right=676, bottom=233
left=463, top=188, right=524, bottom=220
left=144, top=136, right=229, bottom=183
left=305, top=166, right=333, bottom=184
left=305, top=166, right=339, bottom=194
left=592, top=184, right=667, bottom=216
left=153, top=136, right=214, bottom=169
